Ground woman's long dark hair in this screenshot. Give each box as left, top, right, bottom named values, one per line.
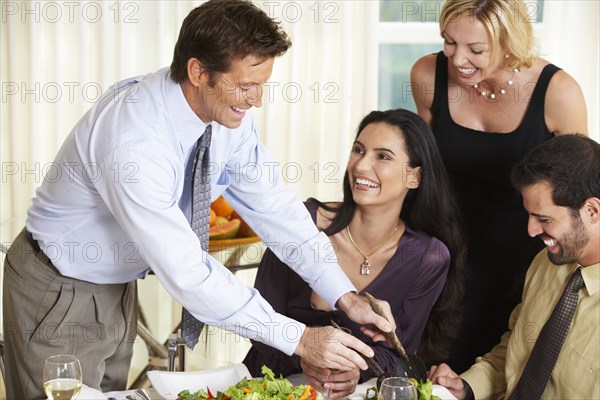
left=309, top=109, right=466, bottom=363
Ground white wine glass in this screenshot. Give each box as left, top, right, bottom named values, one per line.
left=378, top=377, right=418, bottom=400
left=43, top=355, right=83, bottom=400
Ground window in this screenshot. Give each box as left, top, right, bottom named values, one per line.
left=379, top=44, right=441, bottom=112
left=377, top=0, right=544, bottom=112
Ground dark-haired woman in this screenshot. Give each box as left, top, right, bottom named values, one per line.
left=243, top=109, right=466, bottom=399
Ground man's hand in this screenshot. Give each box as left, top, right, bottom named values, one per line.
left=300, top=358, right=360, bottom=399
left=337, top=293, right=394, bottom=342
left=428, top=363, right=466, bottom=400
left=294, top=326, right=373, bottom=371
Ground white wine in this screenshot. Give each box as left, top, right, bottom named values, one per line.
left=44, top=378, right=82, bottom=400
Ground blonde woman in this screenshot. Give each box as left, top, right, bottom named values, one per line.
left=411, top=0, right=588, bottom=373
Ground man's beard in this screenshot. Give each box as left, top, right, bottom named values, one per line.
left=548, top=212, right=589, bottom=265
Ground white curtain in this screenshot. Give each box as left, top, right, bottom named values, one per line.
left=541, top=0, right=599, bottom=139
left=254, top=1, right=377, bottom=203
left=1, top=1, right=199, bottom=221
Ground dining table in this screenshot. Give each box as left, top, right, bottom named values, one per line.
left=83, top=365, right=457, bottom=400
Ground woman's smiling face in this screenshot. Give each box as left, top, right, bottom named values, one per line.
left=347, top=122, right=420, bottom=208
left=442, top=15, right=506, bottom=86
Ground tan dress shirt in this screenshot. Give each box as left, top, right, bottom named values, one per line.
left=461, top=250, right=599, bottom=399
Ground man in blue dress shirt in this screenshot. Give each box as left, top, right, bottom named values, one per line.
left=2, top=1, right=393, bottom=398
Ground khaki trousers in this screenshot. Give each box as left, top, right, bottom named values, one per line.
left=3, top=229, right=137, bottom=399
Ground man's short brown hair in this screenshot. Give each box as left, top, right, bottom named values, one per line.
left=170, top=0, right=291, bottom=83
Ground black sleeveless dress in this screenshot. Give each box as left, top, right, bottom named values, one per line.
left=431, top=51, right=557, bottom=372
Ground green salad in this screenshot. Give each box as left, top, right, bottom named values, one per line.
left=177, top=366, right=322, bottom=400
left=413, top=379, right=441, bottom=400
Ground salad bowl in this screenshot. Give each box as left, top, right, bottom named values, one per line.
left=147, top=364, right=251, bottom=399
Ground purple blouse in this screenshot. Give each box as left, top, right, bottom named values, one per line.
left=243, top=202, right=450, bottom=382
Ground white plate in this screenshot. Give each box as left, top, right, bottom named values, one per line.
left=431, top=385, right=457, bottom=400
left=147, top=363, right=251, bottom=400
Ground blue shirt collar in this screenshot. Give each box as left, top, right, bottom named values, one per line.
left=163, top=68, right=210, bottom=152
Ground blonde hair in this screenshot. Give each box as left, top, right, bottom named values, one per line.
left=439, top=0, right=537, bottom=69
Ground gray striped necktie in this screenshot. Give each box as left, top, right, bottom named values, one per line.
left=181, top=124, right=212, bottom=349
left=509, top=268, right=585, bottom=400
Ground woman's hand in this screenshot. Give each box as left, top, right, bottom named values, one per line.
left=300, top=358, right=360, bottom=400
left=300, top=358, right=330, bottom=393
left=323, top=368, right=361, bottom=399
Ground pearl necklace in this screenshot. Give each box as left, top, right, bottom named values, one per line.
left=346, top=223, right=400, bottom=275
left=473, top=68, right=519, bottom=100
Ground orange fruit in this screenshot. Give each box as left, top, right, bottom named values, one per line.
left=209, top=209, right=217, bottom=226
left=211, top=196, right=234, bottom=218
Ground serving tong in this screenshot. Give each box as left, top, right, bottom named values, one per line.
left=363, top=293, right=427, bottom=384
left=330, top=320, right=386, bottom=377
left=330, top=293, right=427, bottom=385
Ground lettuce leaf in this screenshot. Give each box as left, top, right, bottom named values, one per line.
left=181, top=366, right=321, bottom=400
left=415, top=379, right=441, bottom=400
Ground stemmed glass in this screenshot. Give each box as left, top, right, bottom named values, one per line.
left=43, top=355, right=83, bottom=400
left=378, top=377, right=418, bottom=400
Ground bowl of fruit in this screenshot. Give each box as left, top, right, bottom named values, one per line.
left=208, top=196, right=260, bottom=253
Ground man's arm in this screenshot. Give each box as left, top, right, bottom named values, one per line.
left=459, top=328, right=512, bottom=399
left=221, top=116, right=394, bottom=337
left=430, top=301, right=521, bottom=399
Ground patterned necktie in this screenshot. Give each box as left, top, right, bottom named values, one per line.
left=509, top=268, right=585, bottom=400
left=181, top=125, right=212, bottom=349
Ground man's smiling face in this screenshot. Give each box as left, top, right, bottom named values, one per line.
left=188, top=54, right=273, bottom=128
left=523, top=181, right=590, bottom=265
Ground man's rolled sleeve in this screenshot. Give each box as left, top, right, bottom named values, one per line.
left=292, top=231, right=356, bottom=309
